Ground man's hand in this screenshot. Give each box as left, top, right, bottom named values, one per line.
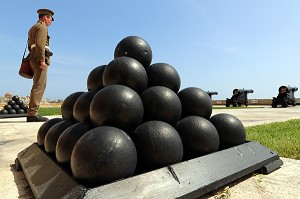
left=39, top=61, right=47, bottom=69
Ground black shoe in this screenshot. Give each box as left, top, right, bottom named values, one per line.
left=27, top=115, right=49, bottom=122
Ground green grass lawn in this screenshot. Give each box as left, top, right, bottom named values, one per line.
left=246, top=119, right=300, bottom=160
left=38, top=107, right=300, bottom=160
left=39, top=107, right=61, bottom=116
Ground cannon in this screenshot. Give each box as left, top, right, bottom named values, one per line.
left=226, top=89, right=254, bottom=107
left=205, top=91, right=218, bottom=99
left=271, top=86, right=298, bottom=108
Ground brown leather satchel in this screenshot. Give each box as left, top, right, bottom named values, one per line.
left=19, top=42, right=33, bottom=79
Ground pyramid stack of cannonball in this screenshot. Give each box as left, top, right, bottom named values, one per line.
left=36, top=36, right=246, bottom=187
left=0, top=95, right=28, bottom=115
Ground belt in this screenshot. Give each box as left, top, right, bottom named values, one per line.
left=31, top=44, right=50, bottom=50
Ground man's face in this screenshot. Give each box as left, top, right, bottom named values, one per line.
left=44, top=15, right=53, bottom=27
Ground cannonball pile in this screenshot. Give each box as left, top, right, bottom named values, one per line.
left=0, top=95, right=28, bottom=115
left=37, top=36, right=246, bottom=187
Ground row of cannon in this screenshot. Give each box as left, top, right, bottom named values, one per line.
left=1, top=85, right=296, bottom=116
left=206, top=85, right=298, bottom=108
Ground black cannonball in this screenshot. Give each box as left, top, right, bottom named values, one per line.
left=114, top=36, right=152, bottom=68
left=8, top=109, right=16, bottom=114
left=12, top=104, right=20, bottom=111
left=61, top=91, right=84, bottom=121
left=16, top=100, right=24, bottom=106
left=4, top=104, right=12, bottom=111
left=44, top=120, right=75, bottom=154
left=37, top=118, right=64, bottom=146
left=71, top=126, right=137, bottom=187
left=17, top=109, right=25, bottom=114
left=56, top=122, right=91, bottom=164
left=132, top=121, right=183, bottom=169
left=1, top=109, right=8, bottom=114
left=178, top=87, right=212, bottom=119
left=90, top=85, right=144, bottom=132
left=20, top=103, right=28, bottom=110
left=209, top=113, right=246, bottom=148
left=147, top=63, right=181, bottom=93
left=103, top=57, right=148, bottom=94
left=176, top=116, right=219, bottom=157
left=141, top=86, right=182, bottom=126
left=8, top=100, right=16, bottom=106
left=73, top=91, right=98, bottom=123
left=87, top=65, right=106, bottom=91
left=12, top=95, right=19, bottom=101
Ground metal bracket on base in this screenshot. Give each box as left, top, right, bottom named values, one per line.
left=257, top=158, right=284, bottom=174
left=16, top=141, right=283, bottom=199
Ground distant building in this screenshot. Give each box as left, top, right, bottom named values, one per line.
left=4, top=92, right=13, bottom=99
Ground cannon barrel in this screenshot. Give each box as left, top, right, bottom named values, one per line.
left=278, top=86, right=298, bottom=93
left=286, top=86, right=298, bottom=92
left=236, top=89, right=254, bottom=93
left=206, top=91, right=218, bottom=99
left=206, top=91, right=218, bottom=96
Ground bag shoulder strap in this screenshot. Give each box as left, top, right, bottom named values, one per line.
left=22, top=40, right=28, bottom=59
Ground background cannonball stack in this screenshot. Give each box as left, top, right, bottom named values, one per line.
left=0, top=95, right=28, bottom=115
left=36, top=35, right=246, bottom=188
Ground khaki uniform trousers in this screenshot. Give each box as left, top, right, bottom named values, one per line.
left=28, top=60, right=48, bottom=116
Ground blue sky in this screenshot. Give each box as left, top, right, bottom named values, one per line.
left=1, top=1, right=300, bottom=100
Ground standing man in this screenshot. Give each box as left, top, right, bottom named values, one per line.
left=27, top=8, right=54, bottom=122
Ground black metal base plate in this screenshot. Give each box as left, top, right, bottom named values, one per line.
left=0, top=113, right=27, bottom=119
left=16, top=141, right=283, bottom=199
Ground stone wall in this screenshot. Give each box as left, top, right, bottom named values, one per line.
left=212, top=99, right=272, bottom=106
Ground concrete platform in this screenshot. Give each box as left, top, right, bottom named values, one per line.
left=1, top=106, right=300, bottom=198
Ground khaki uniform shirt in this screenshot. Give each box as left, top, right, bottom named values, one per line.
left=28, top=20, right=51, bottom=65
